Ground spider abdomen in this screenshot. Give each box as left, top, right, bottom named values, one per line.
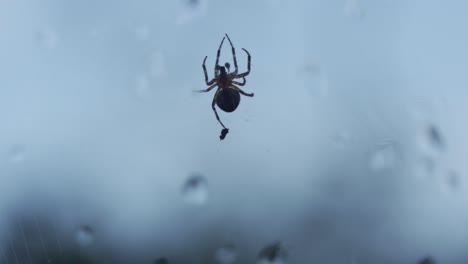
left=216, top=88, right=240, bottom=112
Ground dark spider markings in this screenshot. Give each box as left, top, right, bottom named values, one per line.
left=195, top=33, right=253, bottom=141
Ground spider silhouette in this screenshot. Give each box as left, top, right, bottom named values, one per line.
left=195, top=33, right=254, bottom=140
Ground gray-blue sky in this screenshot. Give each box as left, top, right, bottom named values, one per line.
left=0, top=0, right=467, bottom=263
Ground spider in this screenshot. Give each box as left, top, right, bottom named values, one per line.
left=195, top=33, right=254, bottom=140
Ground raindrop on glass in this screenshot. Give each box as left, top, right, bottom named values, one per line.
left=215, top=244, right=237, bottom=264
left=75, top=225, right=94, bottom=247
left=134, top=74, right=152, bottom=99
left=302, top=64, right=321, bottom=74
left=409, top=100, right=436, bottom=122
left=37, top=28, right=59, bottom=50
left=154, top=257, right=169, bottom=264
left=89, top=27, right=103, bottom=38
left=369, top=141, right=400, bottom=172
left=344, top=0, right=365, bottom=19
left=257, top=242, right=287, bottom=264
left=148, top=50, right=167, bottom=78
left=419, top=256, right=436, bottom=264
left=177, top=0, right=207, bottom=24
left=426, top=124, right=444, bottom=151
left=413, top=156, right=436, bottom=178
left=185, top=0, right=199, bottom=8
left=445, top=170, right=461, bottom=191
left=182, top=173, right=208, bottom=205
left=332, top=130, right=352, bottom=147
left=135, top=25, right=151, bottom=41
left=299, top=64, right=329, bottom=98
left=8, top=144, right=25, bottom=163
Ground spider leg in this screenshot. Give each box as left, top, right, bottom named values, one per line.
left=234, top=48, right=251, bottom=78
left=230, top=84, right=254, bottom=97
left=212, top=89, right=227, bottom=129
left=232, top=77, right=246, bottom=86
left=194, top=83, right=217, bottom=93
left=225, top=34, right=239, bottom=75
left=203, top=56, right=215, bottom=85
left=214, top=36, right=226, bottom=77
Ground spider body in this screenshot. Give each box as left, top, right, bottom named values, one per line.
left=216, top=87, right=241, bottom=112
left=195, top=34, right=253, bottom=140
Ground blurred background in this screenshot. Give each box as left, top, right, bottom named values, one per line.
left=0, top=0, right=467, bottom=263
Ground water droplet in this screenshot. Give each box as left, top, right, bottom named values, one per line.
left=154, top=257, right=169, bottom=264
left=8, top=145, right=25, bottom=163
left=445, top=170, right=461, bottom=191
left=75, top=225, right=94, bottom=247
left=133, top=74, right=152, bottom=99
left=182, top=173, right=208, bottom=205
left=413, top=156, right=436, bottom=178
left=89, top=28, right=98, bottom=38
left=369, top=141, right=400, bottom=172
left=185, top=0, right=200, bottom=7
left=215, top=244, right=237, bottom=264
left=344, top=0, right=365, bottom=19
left=419, top=256, right=436, bottom=264
left=418, top=123, right=446, bottom=155
left=37, top=28, right=59, bottom=50
left=302, top=64, right=321, bottom=74
left=299, top=64, right=329, bottom=97
left=148, top=50, right=167, bottom=78
left=426, top=124, right=445, bottom=151
left=257, top=242, right=287, bottom=264
left=332, top=130, right=352, bottom=147
left=135, top=25, right=151, bottom=41
left=177, top=0, right=207, bottom=24
left=409, top=100, right=436, bottom=121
